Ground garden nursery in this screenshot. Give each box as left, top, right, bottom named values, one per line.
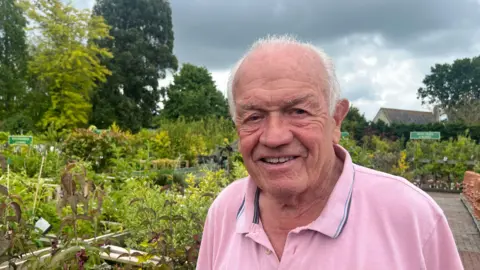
left=0, top=118, right=479, bottom=269
left=2, top=0, right=480, bottom=269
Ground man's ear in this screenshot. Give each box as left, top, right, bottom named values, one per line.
left=332, top=99, right=350, bottom=144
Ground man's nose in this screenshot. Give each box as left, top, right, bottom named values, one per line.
left=259, top=114, right=293, bottom=148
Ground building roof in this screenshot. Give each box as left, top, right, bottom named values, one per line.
left=377, top=108, right=436, bottom=125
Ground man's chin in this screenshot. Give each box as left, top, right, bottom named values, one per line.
left=261, top=180, right=308, bottom=199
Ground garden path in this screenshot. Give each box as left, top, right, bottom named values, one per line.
left=428, top=192, right=480, bottom=270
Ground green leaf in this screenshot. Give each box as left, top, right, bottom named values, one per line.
left=139, top=207, right=157, bottom=219
left=9, top=202, right=22, bottom=223
left=129, top=198, right=144, bottom=205
left=201, top=192, right=215, bottom=198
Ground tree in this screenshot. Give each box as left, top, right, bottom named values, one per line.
left=91, top=0, right=178, bottom=132
left=417, top=57, right=480, bottom=124
left=160, top=63, right=230, bottom=121
left=441, top=99, right=480, bottom=125
left=22, top=0, right=112, bottom=131
left=341, top=105, right=368, bottom=141
left=0, top=0, right=28, bottom=122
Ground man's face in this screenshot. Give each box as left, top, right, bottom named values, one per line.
left=233, top=45, right=348, bottom=198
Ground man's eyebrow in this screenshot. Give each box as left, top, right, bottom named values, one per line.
left=282, top=94, right=317, bottom=107
left=238, top=93, right=318, bottom=112
left=239, top=102, right=259, bottom=111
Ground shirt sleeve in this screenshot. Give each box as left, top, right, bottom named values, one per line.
left=422, top=213, right=464, bottom=270
left=196, top=205, right=216, bottom=270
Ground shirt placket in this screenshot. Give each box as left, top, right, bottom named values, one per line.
left=246, top=225, right=281, bottom=269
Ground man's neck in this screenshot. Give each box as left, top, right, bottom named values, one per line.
left=259, top=156, right=344, bottom=233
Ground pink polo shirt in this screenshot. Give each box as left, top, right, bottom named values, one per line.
left=197, top=145, right=463, bottom=270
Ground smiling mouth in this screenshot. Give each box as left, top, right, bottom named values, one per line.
left=260, top=156, right=298, bottom=164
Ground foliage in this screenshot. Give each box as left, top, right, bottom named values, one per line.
left=153, top=117, right=237, bottom=165
left=62, top=127, right=133, bottom=173
left=365, top=122, right=480, bottom=143
left=5, top=147, right=63, bottom=178
left=0, top=184, right=41, bottom=266
left=121, top=168, right=231, bottom=269
left=338, top=137, right=372, bottom=168
left=0, top=115, right=477, bottom=268
left=21, top=74, right=51, bottom=133
left=357, top=136, right=402, bottom=174
left=60, top=118, right=237, bottom=173
left=339, top=134, right=479, bottom=184
left=22, top=0, right=113, bottom=131
left=404, top=135, right=480, bottom=186
left=160, top=63, right=230, bottom=121
left=341, top=105, right=368, bottom=141
left=0, top=0, right=28, bottom=123
left=0, top=112, right=35, bottom=134
left=391, top=150, right=412, bottom=180
left=229, top=160, right=248, bottom=181
left=91, top=0, right=178, bottom=132
left=0, top=162, right=116, bottom=269
left=56, top=161, right=104, bottom=239
left=417, top=56, right=480, bottom=124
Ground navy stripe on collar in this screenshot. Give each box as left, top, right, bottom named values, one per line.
left=333, top=164, right=356, bottom=238
left=236, top=196, right=246, bottom=219
left=236, top=187, right=261, bottom=223
left=252, top=188, right=261, bottom=224
left=236, top=162, right=355, bottom=237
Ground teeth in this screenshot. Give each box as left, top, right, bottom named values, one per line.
left=264, top=157, right=295, bottom=164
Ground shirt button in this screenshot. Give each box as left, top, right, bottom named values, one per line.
left=265, top=249, right=272, bottom=255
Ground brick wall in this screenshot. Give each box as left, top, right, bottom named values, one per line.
left=463, top=171, right=480, bottom=219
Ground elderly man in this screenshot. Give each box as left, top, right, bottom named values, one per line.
left=197, top=35, right=463, bottom=270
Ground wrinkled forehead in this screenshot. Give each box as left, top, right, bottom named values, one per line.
left=233, top=44, right=329, bottom=98
left=237, top=92, right=322, bottom=112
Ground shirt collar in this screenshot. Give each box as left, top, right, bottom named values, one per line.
left=235, top=144, right=356, bottom=239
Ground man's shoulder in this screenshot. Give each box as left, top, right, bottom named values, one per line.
left=208, top=177, right=249, bottom=218
left=353, top=165, right=443, bottom=217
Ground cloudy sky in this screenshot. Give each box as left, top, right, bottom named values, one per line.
left=74, top=0, right=480, bottom=120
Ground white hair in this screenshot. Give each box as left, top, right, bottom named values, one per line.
left=227, top=34, right=342, bottom=120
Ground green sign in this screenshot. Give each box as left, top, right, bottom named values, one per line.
left=410, top=131, right=440, bottom=140
left=341, top=132, right=349, bottom=138
left=8, top=135, right=33, bottom=145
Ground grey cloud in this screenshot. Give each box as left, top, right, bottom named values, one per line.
left=171, top=0, right=480, bottom=69
left=341, top=81, right=378, bottom=102
left=396, top=28, right=480, bottom=58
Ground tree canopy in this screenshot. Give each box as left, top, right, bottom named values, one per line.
left=11, top=0, right=480, bottom=137
left=340, top=105, right=369, bottom=141
left=418, top=56, right=480, bottom=124
left=160, top=63, right=230, bottom=121
left=22, top=0, right=113, bottom=131
left=0, top=0, right=28, bottom=125
left=91, top=0, right=178, bottom=132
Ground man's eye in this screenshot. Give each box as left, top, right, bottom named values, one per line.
left=294, top=109, right=306, bottom=115
left=246, top=115, right=261, bottom=122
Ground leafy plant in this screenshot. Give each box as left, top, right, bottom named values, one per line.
left=119, top=167, right=233, bottom=269
left=56, top=161, right=104, bottom=239
left=0, top=184, right=40, bottom=267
